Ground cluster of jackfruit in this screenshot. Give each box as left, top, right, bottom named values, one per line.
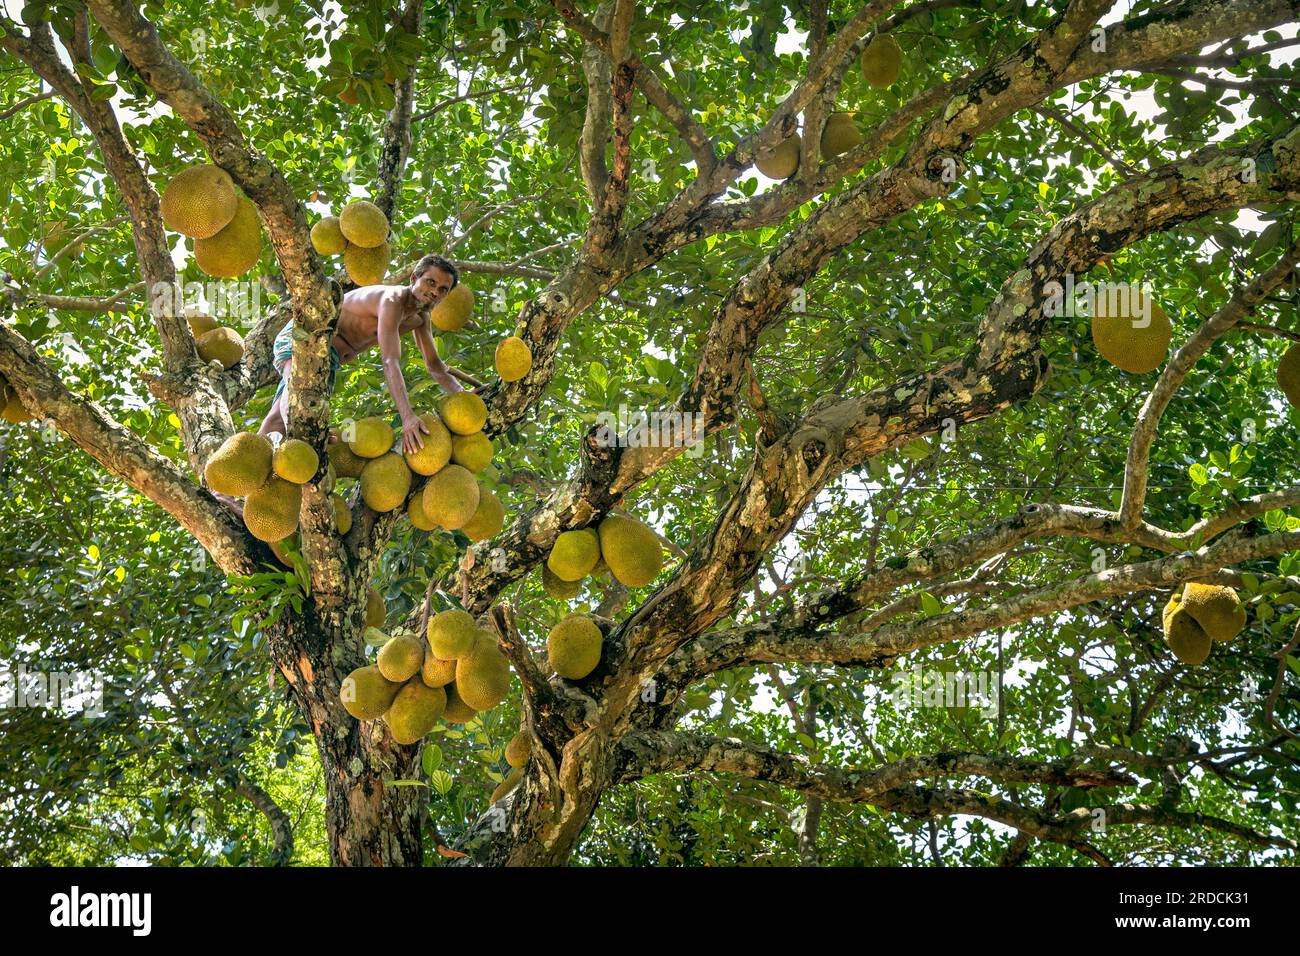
left=754, top=34, right=902, bottom=180
left=160, top=164, right=263, bottom=279
left=310, top=201, right=393, bottom=287
left=541, top=513, right=664, bottom=599
left=1161, top=582, right=1247, bottom=666
left=204, top=431, right=343, bottom=543
left=0, top=371, right=36, bottom=424
left=340, top=608, right=515, bottom=744
left=1089, top=294, right=1173, bottom=374
left=326, top=394, right=505, bottom=542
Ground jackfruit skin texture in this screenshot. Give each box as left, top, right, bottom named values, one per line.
left=547, top=528, right=600, bottom=582
left=243, top=476, right=302, bottom=542
left=495, top=336, right=533, bottom=382
left=1, top=388, right=35, bottom=422
left=421, top=654, right=458, bottom=688
left=344, top=240, right=391, bottom=286
left=195, top=197, right=262, bottom=278
left=461, top=488, right=505, bottom=542
left=329, top=494, right=353, bottom=534
left=860, top=34, right=902, bottom=88
left=1179, top=582, right=1246, bottom=642
left=340, top=664, right=401, bottom=720
left=327, top=440, right=369, bottom=479
left=441, top=682, right=478, bottom=724
left=597, top=514, right=664, bottom=588
left=427, top=608, right=478, bottom=659
left=339, top=200, right=390, bottom=248
left=756, top=134, right=800, bottom=179
left=403, top=412, right=452, bottom=475
left=310, top=216, right=347, bottom=255
left=450, top=432, right=494, bottom=472
left=378, top=633, right=426, bottom=682
left=440, top=392, right=487, bottom=435
left=821, top=113, right=862, bottom=158
left=1090, top=298, right=1171, bottom=374
left=430, top=283, right=474, bottom=332
left=161, top=164, right=239, bottom=239
left=1163, top=601, right=1212, bottom=666
left=456, top=631, right=512, bottom=711
left=273, top=439, right=319, bottom=483
left=196, top=327, right=245, bottom=368
left=547, top=614, right=603, bottom=680
left=1278, top=344, right=1300, bottom=408
left=490, top=765, right=524, bottom=804
left=407, top=493, right=438, bottom=530
left=505, top=731, right=531, bottom=768
left=542, top=563, right=582, bottom=599
left=385, top=679, right=447, bottom=744
left=205, top=432, right=273, bottom=496
left=360, top=452, right=412, bottom=512
left=421, top=463, right=480, bottom=530
left=366, top=587, right=386, bottom=628
left=348, top=416, right=395, bottom=458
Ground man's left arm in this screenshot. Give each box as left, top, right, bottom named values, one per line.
left=414, top=319, right=464, bottom=394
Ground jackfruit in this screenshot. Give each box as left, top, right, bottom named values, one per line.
left=340, top=664, right=401, bottom=720
left=333, top=494, right=353, bottom=534
left=421, top=653, right=458, bottom=688
left=407, top=492, right=438, bottom=531
left=160, top=164, right=239, bottom=239
left=440, top=391, right=487, bottom=435
left=377, top=632, right=426, bottom=682
left=597, top=514, right=664, bottom=588
left=495, top=336, right=532, bottom=381
left=366, top=587, right=386, bottom=628
left=451, top=431, right=494, bottom=472
left=456, top=631, right=512, bottom=711
left=421, top=464, right=480, bottom=530
left=427, top=608, right=478, bottom=659
left=403, top=412, right=452, bottom=475
left=243, top=476, right=302, bottom=542
left=195, top=197, right=262, bottom=278
left=205, top=432, right=273, bottom=496
left=820, top=113, right=862, bottom=159
left=359, top=452, right=412, bottom=512
left=339, top=200, right=389, bottom=248
left=542, top=563, right=582, bottom=599
left=1179, top=582, right=1246, bottom=642
left=196, top=327, right=245, bottom=368
left=430, top=283, right=474, bottom=332
left=461, top=488, right=505, bottom=542
left=756, top=133, right=800, bottom=179
left=1090, top=296, right=1171, bottom=374
left=547, top=613, right=603, bottom=680
left=1163, top=600, right=1212, bottom=666
left=1277, top=344, right=1300, bottom=408
left=1, top=386, right=34, bottom=423
left=344, top=240, right=391, bottom=286
left=385, top=679, right=447, bottom=744
left=327, top=439, right=368, bottom=478
left=547, top=528, right=600, bottom=582
left=273, top=438, right=319, bottom=483
left=504, top=731, right=531, bottom=768
left=490, top=765, right=524, bottom=804
left=442, top=682, right=478, bottom=724
left=860, top=34, right=902, bottom=89
left=186, top=313, right=218, bottom=337
left=348, top=416, right=394, bottom=458
left=310, top=215, right=347, bottom=256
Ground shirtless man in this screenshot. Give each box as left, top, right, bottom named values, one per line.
left=260, top=253, right=465, bottom=455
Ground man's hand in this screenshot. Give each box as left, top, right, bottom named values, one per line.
left=400, top=413, right=429, bottom=454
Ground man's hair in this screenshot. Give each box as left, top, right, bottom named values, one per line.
left=412, top=254, right=459, bottom=288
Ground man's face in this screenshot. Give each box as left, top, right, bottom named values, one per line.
left=412, top=266, right=453, bottom=306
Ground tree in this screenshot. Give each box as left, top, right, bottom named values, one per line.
left=2, top=0, right=1299, bottom=866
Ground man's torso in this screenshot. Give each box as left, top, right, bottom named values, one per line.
left=332, top=285, right=429, bottom=364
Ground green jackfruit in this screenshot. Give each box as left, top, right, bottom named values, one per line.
left=456, top=631, right=512, bottom=711
left=338, top=200, right=389, bottom=248
left=160, top=164, right=239, bottom=239
left=547, top=613, right=602, bottom=680
left=504, top=731, right=531, bottom=768
left=461, top=488, right=505, bottom=542
left=431, top=283, right=474, bottom=332
left=196, top=327, right=245, bottom=368
left=273, top=438, right=319, bottom=483
left=542, top=563, right=582, bottom=599
left=327, top=439, right=368, bottom=478
left=442, top=682, right=478, bottom=724
left=403, top=412, right=452, bottom=475
left=450, top=432, right=494, bottom=472
left=490, top=765, right=524, bottom=804
left=440, top=391, right=487, bottom=435
left=1090, top=297, right=1171, bottom=374
left=205, top=432, right=273, bottom=496
left=1179, top=582, right=1246, bottom=642
left=243, top=476, right=301, bottom=542
left=310, top=216, right=347, bottom=255
left=597, top=514, right=663, bottom=588
left=495, top=336, right=532, bottom=381
left=195, top=196, right=261, bottom=278
left=547, top=528, right=600, bottom=582
left=427, top=608, right=478, bottom=659
left=366, top=587, right=386, bottom=628
left=421, top=463, right=480, bottom=530
left=384, top=679, right=447, bottom=744
left=348, top=416, right=394, bottom=458
left=756, top=133, right=800, bottom=179
left=377, top=632, right=426, bottom=682
left=860, top=34, right=902, bottom=89
left=340, top=664, right=401, bottom=720
left=421, top=654, right=458, bottom=688
left=359, top=452, right=412, bottom=512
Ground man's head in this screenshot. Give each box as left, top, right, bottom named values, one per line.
left=411, top=254, right=458, bottom=306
